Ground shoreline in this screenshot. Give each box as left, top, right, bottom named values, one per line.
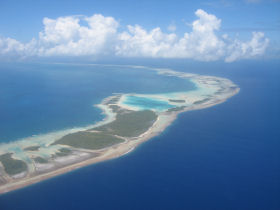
left=0, top=66, right=240, bottom=195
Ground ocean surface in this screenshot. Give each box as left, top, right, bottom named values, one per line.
left=0, top=61, right=279, bottom=210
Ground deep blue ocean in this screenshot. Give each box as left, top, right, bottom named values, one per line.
left=0, top=60, right=279, bottom=210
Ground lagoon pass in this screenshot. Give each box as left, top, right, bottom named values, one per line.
left=0, top=66, right=239, bottom=194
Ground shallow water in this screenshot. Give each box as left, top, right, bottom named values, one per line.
left=122, top=95, right=175, bottom=111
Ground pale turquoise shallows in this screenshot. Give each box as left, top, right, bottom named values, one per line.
left=123, top=95, right=175, bottom=111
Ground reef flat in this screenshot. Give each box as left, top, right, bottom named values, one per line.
left=0, top=66, right=239, bottom=194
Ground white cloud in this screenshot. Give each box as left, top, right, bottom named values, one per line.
left=225, top=32, right=269, bottom=62
left=169, top=9, right=226, bottom=61
left=0, top=37, right=37, bottom=59
left=116, top=25, right=177, bottom=57
left=116, top=9, right=225, bottom=61
left=37, top=14, right=119, bottom=56
left=0, top=9, right=269, bottom=62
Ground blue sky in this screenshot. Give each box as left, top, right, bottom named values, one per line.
left=0, top=0, right=279, bottom=62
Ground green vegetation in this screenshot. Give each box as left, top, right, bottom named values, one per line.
left=193, top=98, right=210, bottom=104
left=109, top=105, right=127, bottom=114
left=34, top=157, right=48, bottom=164
left=53, top=110, right=157, bottom=150
left=215, top=90, right=223, bottom=94
left=54, top=148, right=73, bottom=157
left=105, top=96, right=121, bottom=105
left=0, top=153, right=28, bottom=175
left=54, top=132, right=124, bottom=150
left=93, top=110, right=157, bottom=137
left=24, top=146, right=40, bottom=151
left=59, top=148, right=72, bottom=153
left=168, top=99, right=185, bottom=103
left=167, top=106, right=186, bottom=112
left=109, top=105, right=121, bottom=113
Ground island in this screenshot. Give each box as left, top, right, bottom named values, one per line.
left=0, top=67, right=239, bottom=194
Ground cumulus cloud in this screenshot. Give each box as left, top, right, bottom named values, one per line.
left=38, top=14, right=119, bottom=56
left=116, top=25, right=177, bottom=57
left=0, top=9, right=269, bottom=62
left=169, top=9, right=226, bottom=61
left=225, top=32, right=269, bottom=62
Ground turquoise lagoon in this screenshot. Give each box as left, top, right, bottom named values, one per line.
left=122, top=95, right=176, bottom=111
